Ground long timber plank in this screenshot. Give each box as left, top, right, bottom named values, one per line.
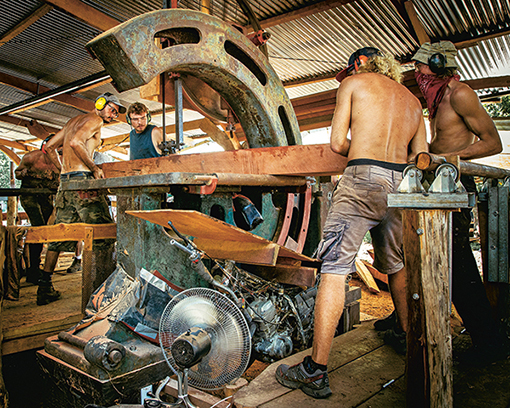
left=260, top=346, right=405, bottom=408
left=233, top=322, right=395, bottom=408
left=101, top=144, right=348, bottom=178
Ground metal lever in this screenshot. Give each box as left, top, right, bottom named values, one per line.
left=168, top=221, right=194, bottom=248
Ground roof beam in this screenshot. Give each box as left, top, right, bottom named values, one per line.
left=0, top=72, right=94, bottom=112
left=0, top=115, right=60, bottom=137
left=455, top=28, right=510, bottom=49
left=43, top=0, right=119, bottom=31
left=257, top=0, right=355, bottom=29
left=0, top=138, right=31, bottom=152
left=0, top=3, right=53, bottom=48
left=403, top=1, right=430, bottom=44
left=0, top=146, right=21, bottom=165
left=463, top=75, right=510, bottom=90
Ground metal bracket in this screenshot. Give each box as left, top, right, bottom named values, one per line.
left=397, top=165, right=425, bottom=193
left=390, top=163, right=474, bottom=209
left=428, top=163, right=459, bottom=193
left=185, top=176, right=219, bottom=195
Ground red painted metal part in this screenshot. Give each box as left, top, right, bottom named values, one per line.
left=275, top=183, right=312, bottom=253
left=296, top=183, right=312, bottom=253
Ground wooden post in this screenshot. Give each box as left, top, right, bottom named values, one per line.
left=403, top=209, right=453, bottom=408
left=81, top=227, right=94, bottom=314
left=6, top=197, right=17, bottom=226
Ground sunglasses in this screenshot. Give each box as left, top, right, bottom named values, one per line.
left=107, top=103, right=119, bottom=118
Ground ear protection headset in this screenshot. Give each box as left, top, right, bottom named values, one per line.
left=353, top=55, right=369, bottom=71
left=95, top=92, right=113, bottom=111
left=428, top=52, right=447, bottom=74
left=352, top=48, right=383, bottom=72
left=126, top=111, right=152, bottom=126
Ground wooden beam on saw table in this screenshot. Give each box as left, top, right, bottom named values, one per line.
left=101, top=143, right=348, bottom=178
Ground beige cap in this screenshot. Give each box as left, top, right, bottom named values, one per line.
left=412, top=41, right=458, bottom=68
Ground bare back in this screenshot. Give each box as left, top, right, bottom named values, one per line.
left=15, top=150, right=60, bottom=189
left=331, top=73, right=427, bottom=163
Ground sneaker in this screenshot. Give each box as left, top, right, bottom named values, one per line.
left=275, top=358, right=332, bottom=399
left=37, top=282, right=61, bottom=305
left=383, top=328, right=407, bottom=355
left=374, top=310, right=398, bottom=331
left=66, top=258, right=82, bottom=274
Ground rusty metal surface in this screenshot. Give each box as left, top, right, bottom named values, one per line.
left=61, top=172, right=308, bottom=191
left=86, top=9, right=301, bottom=148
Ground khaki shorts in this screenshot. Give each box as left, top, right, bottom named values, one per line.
left=317, top=164, right=404, bottom=276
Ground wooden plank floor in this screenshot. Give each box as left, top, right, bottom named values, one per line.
left=234, top=321, right=510, bottom=408
left=2, top=254, right=83, bottom=355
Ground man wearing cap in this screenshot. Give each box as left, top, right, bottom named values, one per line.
left=413, top=41, right=507, bottom=364
left=127, top=102, right=163, bottom=160
left=36, top=92, right=125, bottom=305
left=275, top=47, right=427, bottom=398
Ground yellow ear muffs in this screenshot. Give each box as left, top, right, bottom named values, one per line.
left=95, top=96, right=107, bottom=111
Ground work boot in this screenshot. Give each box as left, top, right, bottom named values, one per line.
left=374, top=310, right=398, bottom=331
left=66, top=257, right=82, bottom=274
left=37, top=281, right=61, bottom=305
left=456, top=336, right=510, bottom=367
left=276, top=356, right=332, bottom=399
left=383, top=328, right=407, bottom=355
left=25, top=267, right=42, bottom=285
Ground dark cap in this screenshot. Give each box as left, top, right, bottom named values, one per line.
left=96, top=92, right=126, bottom=114
left=335, top=47, right=383, bottom=83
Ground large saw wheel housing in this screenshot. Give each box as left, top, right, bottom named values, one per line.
left=86, top=9, right=301, bottom=148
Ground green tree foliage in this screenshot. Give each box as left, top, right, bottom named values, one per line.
left=0, top=152, right=20, bottom=188
left=484, top=96, right=510, bottom=118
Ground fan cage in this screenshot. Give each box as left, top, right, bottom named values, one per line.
left=159, top=287, right=251, bottom=390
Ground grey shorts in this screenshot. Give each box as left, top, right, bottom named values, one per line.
left=317, top=164, right=404, bottom=276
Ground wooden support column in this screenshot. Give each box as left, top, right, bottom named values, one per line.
left=6, top=197, right=17, bottom=226
left=81, top=227, right=94, bottom=314
left=402, top=209, right=453, bottom=408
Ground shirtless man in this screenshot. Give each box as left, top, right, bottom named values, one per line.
left=36, top=92, right=125, bottom=306
left=413, top=41, right=508, bottom=364
left=276, top=47, right=427, bottom=398
left=127, top=102, right=163, bottom=160
left=15, top=136, right=60, bottom=284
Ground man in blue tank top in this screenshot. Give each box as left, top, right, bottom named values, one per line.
left=127, top=102, right=164, bottom=160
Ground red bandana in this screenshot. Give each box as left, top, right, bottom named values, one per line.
left=415, top=72, right=460, bottom=119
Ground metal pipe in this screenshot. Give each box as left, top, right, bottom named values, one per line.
left=174, top=76, right=183, bottom=150
left=58, top=331, right=88, bottom=349
left=161, top=72, right=166, bottom=146
left=415, top=152, right=510, bottom=179
left=0, top=71, right=110, bottom=115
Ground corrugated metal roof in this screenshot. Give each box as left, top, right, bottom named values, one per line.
left=0, top=0, right=509, bottom=157
left=267, top=0, right=419, bottom=83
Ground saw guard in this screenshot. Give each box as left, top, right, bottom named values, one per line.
left=86, top=9, right=301, bottom=148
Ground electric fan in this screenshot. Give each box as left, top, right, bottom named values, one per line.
left=158, top=287, right=252, bottom=407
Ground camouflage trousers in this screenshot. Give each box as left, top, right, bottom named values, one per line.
left=48, top=185, right=114, bottom=252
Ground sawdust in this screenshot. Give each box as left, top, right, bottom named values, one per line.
left=350, top=275, right=394, bottom=320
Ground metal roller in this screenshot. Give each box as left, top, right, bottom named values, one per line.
left=83, top=335, right=127, bottom=371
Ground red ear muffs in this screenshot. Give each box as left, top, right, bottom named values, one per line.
left=354, top=55, right=369, bottom=71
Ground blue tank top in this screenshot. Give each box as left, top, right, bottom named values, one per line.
left=129, top=125, right=161, bottom=160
